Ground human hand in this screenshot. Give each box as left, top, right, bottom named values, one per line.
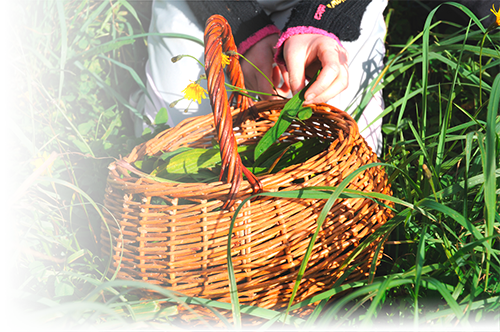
left=240, top=34, right=290, bottom=100
left=280, top=34, right=349, bottom=104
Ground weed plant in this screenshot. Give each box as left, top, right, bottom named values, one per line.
left=8, top=0, right=500, bottom=330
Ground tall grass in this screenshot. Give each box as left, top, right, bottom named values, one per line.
left=10, top=0, right=499, bottom=330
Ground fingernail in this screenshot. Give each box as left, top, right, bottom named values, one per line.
left=305, top=93, right=315, bottom=103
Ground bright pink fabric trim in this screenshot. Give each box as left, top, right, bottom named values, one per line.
left=237, top=25, right=281, bottom=55
left=314, top=4, right=327, bottom=20
left=274, top=26, right=343, bottom=66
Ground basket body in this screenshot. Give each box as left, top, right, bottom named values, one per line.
left=102, top=100, right=393, bottom=310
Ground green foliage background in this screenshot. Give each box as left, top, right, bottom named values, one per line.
left=7, top=0, right=500, bottom=330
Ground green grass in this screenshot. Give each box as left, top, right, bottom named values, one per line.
left=10, top=0, right=500, bottom=330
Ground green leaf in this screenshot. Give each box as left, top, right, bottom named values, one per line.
left=253, top=141, right=292, bottom=167
left=77, top=38, right=89, bottom=50
left=154, top=107, right=169, bottom=125
left=153, top=148, right=220, bottom=180
left=297, top=107, right=313, bottom=120
left=29, top=261, right=47, bottom=279
left=152, top=145, right=255, bottom=181
left=55, top=277, right=74, bottom=297
left=78, top=121, right=94, bottom=136
left=159, top=147, right=193, bottom=161
left=254, top=71, right=320, bottom=160
left=254, top=137, right=329, bottom=173
left=72, top=138, right=92, bottom=155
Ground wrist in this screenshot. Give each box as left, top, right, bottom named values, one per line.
left=238, top=24, right=281, bottom=55
left=273, top=26, right=343, bottom=66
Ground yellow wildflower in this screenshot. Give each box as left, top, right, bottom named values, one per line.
left=491, top=4, right=500, bottom=27
left=221, top=52, right=230, bottom=68
left=181, top=81, right=207, bottom=104
left=30, top=151, right=54, bottom=175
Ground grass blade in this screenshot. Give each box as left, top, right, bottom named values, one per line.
left=361, top=275, right=396, bottom=326
left=423, top=296, right=500, bottom=322
left=435, top=19, right=471, bottom=175
left=414, top=224, right=429, bottom=326
left=418, top=199, right=492, bottom=253
left=485, top=73, right=500, bottom=240
left=482, top=73, right=500, bottom=289
left=99, top=55, right=152, bottom=104
left=424, top=277, right=464, bottom=322
left=77, top=39, right=136, bottom=59
left=320, top=279, right=413, bottom=325
left=227, top=204, right=242, bottom=329
left=56, top=0, right=67, bottom=100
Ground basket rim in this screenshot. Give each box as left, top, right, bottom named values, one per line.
left=111, top=101, right=362, bottom=194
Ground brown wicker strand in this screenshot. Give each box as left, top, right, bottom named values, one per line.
left=204, top=15, right=262, bottom=209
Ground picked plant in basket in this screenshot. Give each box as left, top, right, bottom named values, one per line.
left=129, top=26, right=325, bottom=209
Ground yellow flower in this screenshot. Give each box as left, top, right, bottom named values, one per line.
left=491, top=4, right=500, bottom=27
left=221, top=52, right=230, bottom=68
left=30, top=151, right=54, bottom=175
left=181, top=81, right=207, bottom=104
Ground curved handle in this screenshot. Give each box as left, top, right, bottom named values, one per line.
left=204, top=15, right=262, bottom=209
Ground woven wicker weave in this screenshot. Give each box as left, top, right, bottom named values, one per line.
left=101, top=15, right=393, bottom=315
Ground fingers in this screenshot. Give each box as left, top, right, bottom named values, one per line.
left=282, top=34, right=349, bottom=104
left=306, top=44, right=349, bottom=104
left=275, top=66, right=291, bottom=97
left=282, top=42, right=307, bottom=95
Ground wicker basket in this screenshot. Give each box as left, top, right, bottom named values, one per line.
left=101, top=15, right=393, bottom=316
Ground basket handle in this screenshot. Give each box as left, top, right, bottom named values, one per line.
left=204, top=15, right=263, bottom=209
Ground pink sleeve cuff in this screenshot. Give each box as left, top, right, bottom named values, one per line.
left=237, top=24, right=281, bottom=55
left=274, top=26, right=343, bottom=66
